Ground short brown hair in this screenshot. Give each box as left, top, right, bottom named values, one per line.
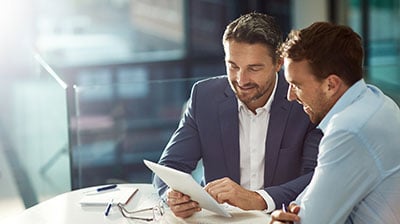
left=223, top=12, right=282, bottom=64
left=279, top=22, right=364, bottom=86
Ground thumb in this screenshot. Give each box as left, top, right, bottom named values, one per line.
left=289, top=204, right=301, bottom=214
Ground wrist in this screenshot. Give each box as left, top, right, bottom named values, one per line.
left=255, top=189, right=276, bottom=212
left=253, top=191, right=268, bottom=210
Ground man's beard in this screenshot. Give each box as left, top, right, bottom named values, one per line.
left=233, top=82, right=268, bottom=104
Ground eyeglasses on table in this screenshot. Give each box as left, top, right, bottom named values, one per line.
left=117, top=201, right=165, bottom=222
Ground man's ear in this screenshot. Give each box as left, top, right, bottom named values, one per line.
left=325, top=74, right=343, bottom=96
left=275, top=57, right=283, bottom=72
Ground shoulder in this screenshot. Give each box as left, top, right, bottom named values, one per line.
left=193, top=75, right=229, bottom=89
left=325, top=85, right=394, bottom=135
left=191, top=75, right=232, bottom=98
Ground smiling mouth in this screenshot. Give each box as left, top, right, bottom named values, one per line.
left=237, top=83, right=256, bottom=91
left=238, top=86, right=253, bottom=91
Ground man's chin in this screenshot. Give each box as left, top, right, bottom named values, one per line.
left=308, top=114, right=322, bottom=124
left=238, top=96, right=256, bottom=105
left=236, top=94, right=252, bottom=103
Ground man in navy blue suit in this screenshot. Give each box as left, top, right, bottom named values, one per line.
left=153, top=12, right=322, bottom=218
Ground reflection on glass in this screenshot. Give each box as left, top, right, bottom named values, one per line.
left=35, top=0, right=185, bottom=67
left=70, top=77, right=204, bottom=188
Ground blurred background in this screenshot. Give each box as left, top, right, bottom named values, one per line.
left=0, top=0, right=399, bottom=220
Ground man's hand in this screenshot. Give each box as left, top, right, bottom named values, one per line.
left=204, top=177, right=267, bottom=210
left=166, top=188, right=201, bottom=218
left=269, top=203, right=301, bottom=224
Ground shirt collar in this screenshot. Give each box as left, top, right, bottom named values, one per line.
left=237, top=73, right=278, bottom=114
left=318, top=79, right=367, bottom=133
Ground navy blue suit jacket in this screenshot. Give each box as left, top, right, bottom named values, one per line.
left=154, top=73, right=322, bottom=209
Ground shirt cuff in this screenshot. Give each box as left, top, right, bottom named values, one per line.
left=256, top=190, right=276, bottom=213
left=160, top=188, right=168, bottom=204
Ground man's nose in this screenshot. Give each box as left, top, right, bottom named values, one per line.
left=236, top=70, right=249, bottom=86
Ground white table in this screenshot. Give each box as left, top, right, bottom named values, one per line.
left=2, top=183, right=271, bottom=223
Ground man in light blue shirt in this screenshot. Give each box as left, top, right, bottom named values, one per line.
left=270, top=22, right=400, bottom=223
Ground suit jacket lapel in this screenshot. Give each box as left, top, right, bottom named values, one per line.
left=219, top=85, right=241, bottom=183
left=264, top=74, right=291, bottom=186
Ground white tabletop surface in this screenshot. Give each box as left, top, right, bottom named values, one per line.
left=2, top=183, right=271, bottom=223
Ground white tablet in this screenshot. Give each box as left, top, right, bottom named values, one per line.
left=144, top=160, right=231, bottom=217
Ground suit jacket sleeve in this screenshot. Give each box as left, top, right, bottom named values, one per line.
left=153, top=80, right=203, bottom=198
left=264, top=127, right=322, bottom=209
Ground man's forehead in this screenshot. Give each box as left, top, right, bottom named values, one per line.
left=283, top=58, right=295, bottom=67
left=283, top=59, right=309, bottom=81
left=283, top=58, right=295, bottom=79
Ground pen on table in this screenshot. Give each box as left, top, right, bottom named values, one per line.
left=97, top=184, right=118, bottom=192
left=104, top=199, right=113, bottom=216
left=86, top=184, right=118, bottom=195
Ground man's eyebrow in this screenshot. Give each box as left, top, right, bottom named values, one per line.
left=226, top=61, right=264, bottom=68
left=285, top=77, right=297, bottom=85
left=290, top=80, right=301, bottom=86
left=248, top=64, right=264, bottom=68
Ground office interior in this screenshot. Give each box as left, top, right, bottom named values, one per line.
left=0, top=0, right=399, bottom=220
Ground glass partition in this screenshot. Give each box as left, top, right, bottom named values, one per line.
left=70, top=77, right=204, bottom=189
left=342, top=0, right=400, bottom=105
left=0, top=53, right=70, bottom=219
left=366, top=64, right=400, bottom=105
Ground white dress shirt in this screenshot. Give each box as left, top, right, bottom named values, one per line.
left=238, top=73, right=277, bottom=212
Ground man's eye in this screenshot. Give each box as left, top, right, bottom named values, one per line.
left=291, top=84, right=299, bottom=90
left=230, top=64, right=239, bottom=69
left=249, top=67, right=262, bottom=72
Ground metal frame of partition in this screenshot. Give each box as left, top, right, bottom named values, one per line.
left=35, top=53, right=75, bottom=187
left=66, top=85, right=79, bottom=189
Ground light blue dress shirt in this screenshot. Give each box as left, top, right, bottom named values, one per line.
left=295, top=79, right=400, bottom=223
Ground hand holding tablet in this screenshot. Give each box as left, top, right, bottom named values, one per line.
left=144, top=160, right=232, bottom=217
